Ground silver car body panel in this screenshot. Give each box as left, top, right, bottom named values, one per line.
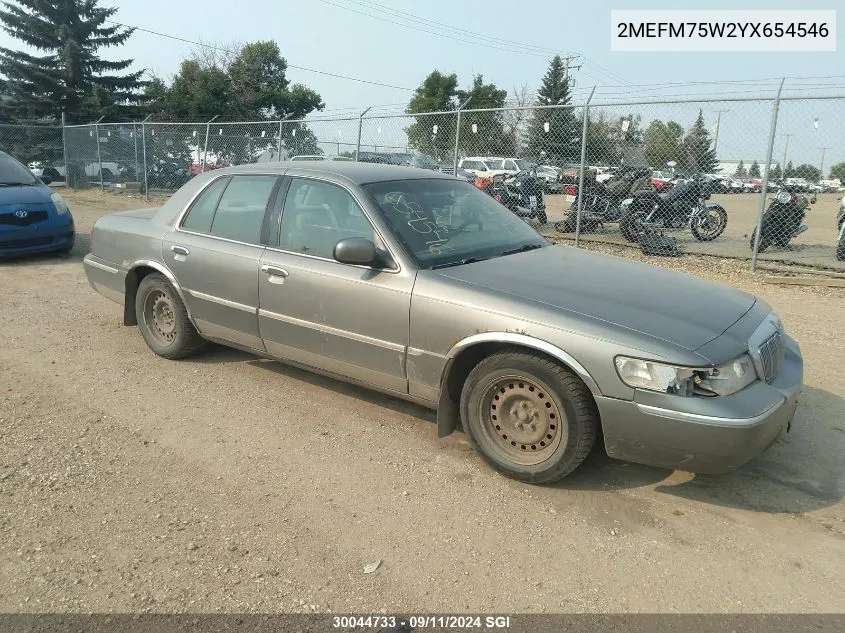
left=83, top=161, right=804, bottom=474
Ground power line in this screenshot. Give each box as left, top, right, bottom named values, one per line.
left=104, top=20, right=415, bottom=92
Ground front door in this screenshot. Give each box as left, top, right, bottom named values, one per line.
left=163, top=174, right=280, bottom=350
left=257, top=176, right=414, bottom=394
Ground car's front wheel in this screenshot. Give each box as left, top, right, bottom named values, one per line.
left=135, top=273, right=205, bottom=359
left=460, top=349, right=599, bottom=483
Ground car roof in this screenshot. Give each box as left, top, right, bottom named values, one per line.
left=210, top=160, right=456, bottom=184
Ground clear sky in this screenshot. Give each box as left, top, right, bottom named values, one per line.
left=1, top=0, right=843, bottom=169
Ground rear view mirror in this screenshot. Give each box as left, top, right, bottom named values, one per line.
left=333, top=237, right=377, bottom=266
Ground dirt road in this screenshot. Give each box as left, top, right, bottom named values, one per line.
left=1, top=190, right=844, bottom=614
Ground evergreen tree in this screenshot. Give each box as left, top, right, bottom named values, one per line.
left=784, top=160, right=795, bottom=178
left=681, top=109, right=718, bottom=172
left=748, top=161, right=761, bottom=178
left=527, top=56, right=579, bottom=164
left=0, top=0, right=144, bottom=122
left=733, top=160, right=747, bottom=178
left=770, top=163, right=782, bottom=180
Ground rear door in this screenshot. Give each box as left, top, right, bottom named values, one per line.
left=162, top=174, right=280, bottom=350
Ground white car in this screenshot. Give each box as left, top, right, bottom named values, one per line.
left=290, top=155, right=353, bottom=162
left=458, top=157, right=509, bottom=179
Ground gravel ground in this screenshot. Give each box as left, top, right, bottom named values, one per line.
left=1, top=189, right=844, bottom=614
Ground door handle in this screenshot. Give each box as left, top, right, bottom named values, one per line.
left=260, top=264, right=289, bottom=278
left=171, top=245, right=190, bottom=256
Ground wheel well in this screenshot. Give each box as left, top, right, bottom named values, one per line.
left=442, top=341, right=601, bottom=418
left=123, top=265, right=158, bottom=326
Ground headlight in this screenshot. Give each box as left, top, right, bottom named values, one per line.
left=620, top=198, right=634, bottom=207
left=615, top=355, right=756, bottom=397
left=776, top=191, right=792, bottom=204
left=51, top=192, right=69, bottom=215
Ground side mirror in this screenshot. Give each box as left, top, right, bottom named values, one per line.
left=333, top=237, right=378, bottom=266
left=40, top=175, right=52, bottom=185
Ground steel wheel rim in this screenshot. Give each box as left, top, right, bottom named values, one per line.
left=143, top=289, right=177, bottom=346
left=695, top=209, right=724, bottom=237
left=476, top=374, right=567, bottom=467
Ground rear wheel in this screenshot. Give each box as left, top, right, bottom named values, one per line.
left=459, top=349, right=599, bottom=484
left=750, top=228, right=772, bottom=253
left=690, top=205, right=727, bottom=241
left=43, top=167, right=61, bottom=181
left=837, top=227, right=845, bottom=261
left=135, top=273, right=205, bottom=359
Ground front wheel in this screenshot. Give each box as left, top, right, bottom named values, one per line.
left=459, top=349, right=599, bottom=484
left=750, top=228, right=772, bottom=253
left=690, top=205, right=728, bottom=241
left=619, top=208, right=648, bottom=242
left=135, top=273, right=206, bottom=359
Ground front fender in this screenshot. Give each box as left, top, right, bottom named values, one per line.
left=435, top=331, right=602, bottom=438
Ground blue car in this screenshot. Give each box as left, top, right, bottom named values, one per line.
left=0, top=150, right=75, bottom=259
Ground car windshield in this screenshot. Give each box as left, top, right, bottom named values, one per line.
left=413, top=154, right=439, bottom=169
left=363, top=178, right=547, bottom=269
left=0, top=153, right=38, bottom=185
left=514, top=159, right=535, bottom=171
left=485, top=159, right=504, bottom=170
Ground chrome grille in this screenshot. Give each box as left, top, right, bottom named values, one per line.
left=759, top=330, right=785, bottom=383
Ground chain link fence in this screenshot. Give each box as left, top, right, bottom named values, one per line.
left=5, top=90, right=842, bottom=273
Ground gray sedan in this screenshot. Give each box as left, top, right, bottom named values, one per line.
left=83, top=162, right=802, bottom=483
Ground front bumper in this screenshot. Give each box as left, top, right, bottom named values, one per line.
left=0, top=216, right=75, bottom=258
left=596, top=335, right=803, bottom=474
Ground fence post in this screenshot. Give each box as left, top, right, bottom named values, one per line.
left=133, top=122, right=139, bottom=183
left=453, top=97, right=472, bottom=172
left=356, top=107, right=373, bottom=161
left=201, top=115, right=218, bottom=173
left=94, top=116, right=105, bottom=191
left=751, top=78, right=786, bottom=273
left=574, top=87, right=597, bottom=247
left=141, top=114, right=152, bottom=202
left=60, top=112, right=70, bottom=188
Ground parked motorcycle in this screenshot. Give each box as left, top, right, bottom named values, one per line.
left=475, top=170, right=548, bottom=225
left=750, top=182, right=816, bottom=253
left=618, top=173, right=728, bottom=242
left=554, top=165, right=653, bottom=233
left=836, top=198, right=844, bottom=261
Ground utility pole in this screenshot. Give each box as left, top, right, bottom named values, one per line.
left=712, top=109, right=730, bottom=153
left=780, top=133, right=793, bottom=178
left=561, top=55, right=582, bottom=86
left=819, top=147, right=830, bottom=181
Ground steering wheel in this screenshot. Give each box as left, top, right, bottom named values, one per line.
left=456, top=218, right=483, bottom=232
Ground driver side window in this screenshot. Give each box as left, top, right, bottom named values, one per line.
left=279, top=178, right=379, bottom=260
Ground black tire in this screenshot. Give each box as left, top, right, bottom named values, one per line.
left=750, top=228, right=772, bottom=253
left=837, top=228, right=845, bottom=261
left=44, top=167, right=61, bottom=181
left=535, top=209, right=548, bottom=225
left=100, top=168, right=113, bottom=182
left=619, top=208, right=648, bottom=242
left=690, top=205, right=728, bottom=242
left=135, top=273, right=205, bottom=359
left=459, top=349, right=599, bottom=484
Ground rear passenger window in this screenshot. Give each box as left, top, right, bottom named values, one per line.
left=209, top=175, right=278, bottom=244
left=181, top=177, right=229, bottom=233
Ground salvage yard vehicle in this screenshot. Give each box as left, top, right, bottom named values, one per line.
left=0, top=151, right=75, bottom=258
left=83, top=162, right=803, bottom=483
left=837, top=196, right=844, bottom=261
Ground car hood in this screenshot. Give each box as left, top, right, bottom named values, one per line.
left=0, top=183, right=52, bottom=205
left=434, top=245, right=756, bottom=352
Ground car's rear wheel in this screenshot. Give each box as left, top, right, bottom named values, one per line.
left=837, top=226, right=845, bottom=261
left=459, top=349, right=599, bottom=483
left=135, top=273, right=205, bottom=359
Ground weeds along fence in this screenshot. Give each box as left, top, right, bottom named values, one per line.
left=2, top=88, right=844, bottom=273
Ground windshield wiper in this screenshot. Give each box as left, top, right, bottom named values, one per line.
left=0, top=181, right=35, bottom=187
left=499, top=243, right=544, bottom=257
left=430, top=256, right=490, bottom=269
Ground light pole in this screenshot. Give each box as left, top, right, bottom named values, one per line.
left=712, top=109, right=730, bottom=154
left=780, top=133, right=793, bottom=178
left=819, top=147, right=830, bottom=181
